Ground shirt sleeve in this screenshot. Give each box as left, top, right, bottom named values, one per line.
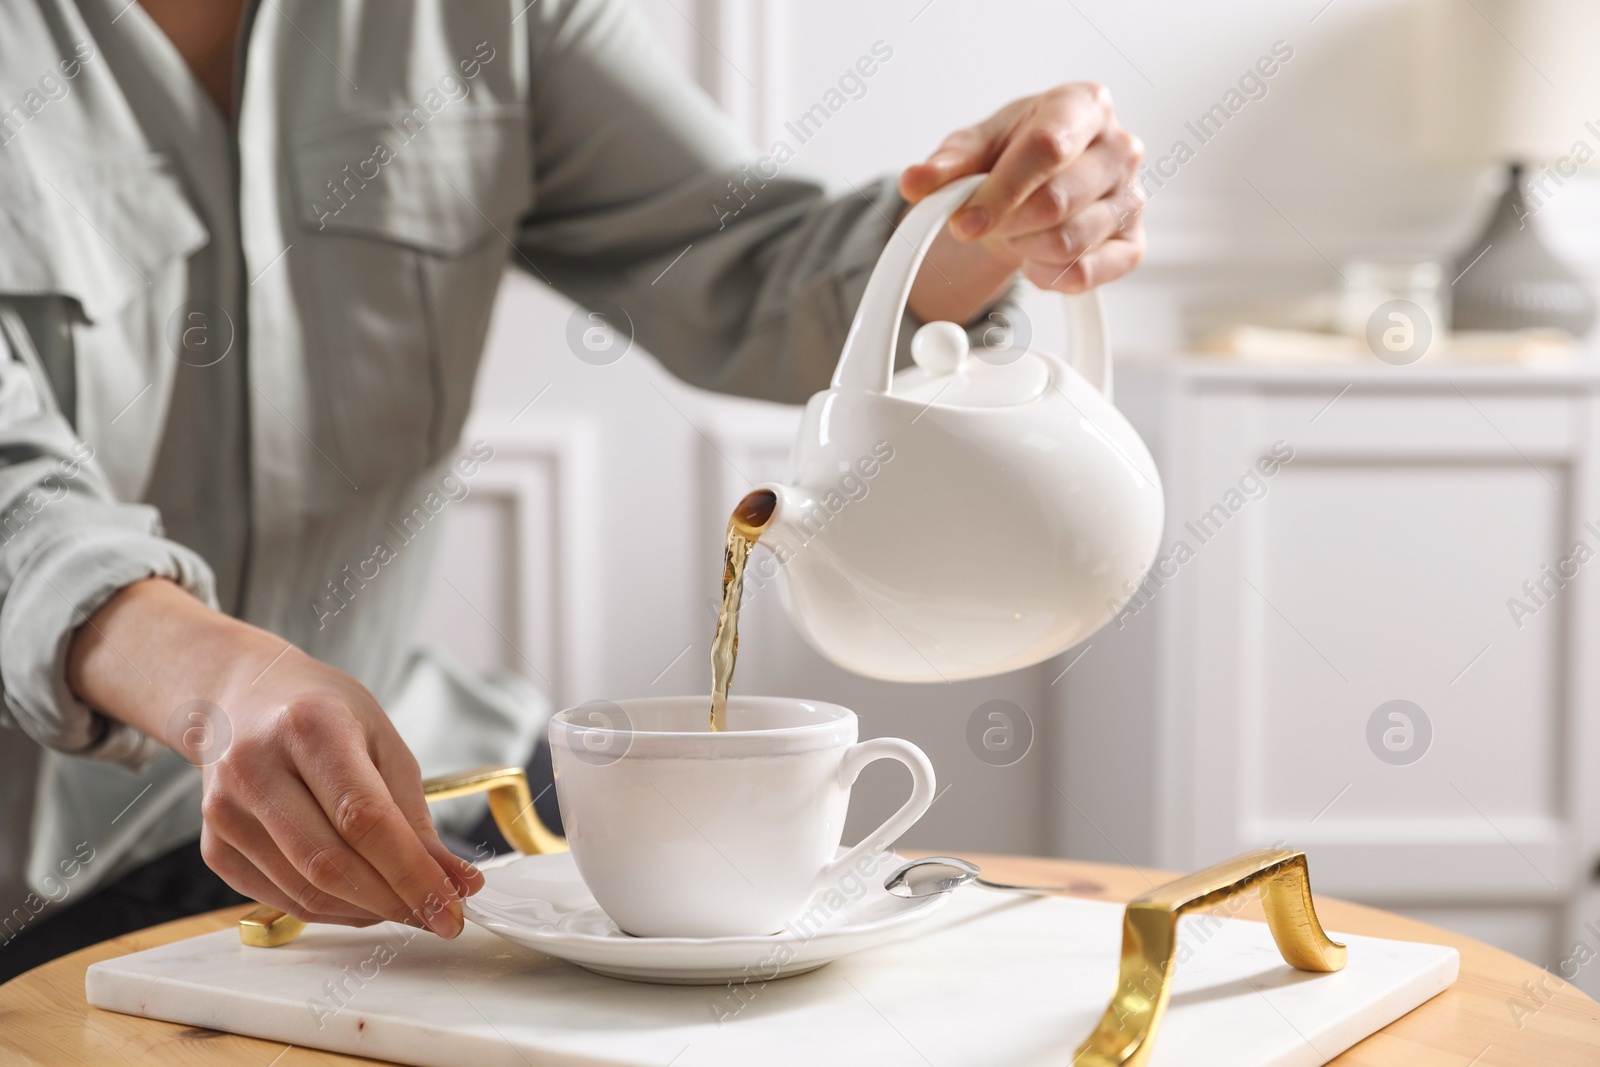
left=0, top=304, right=217, bottom=771
left=516, top=0, right=927, bottom=404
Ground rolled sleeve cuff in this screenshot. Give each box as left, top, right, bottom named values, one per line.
left=0, top=525, right=218, bottom=770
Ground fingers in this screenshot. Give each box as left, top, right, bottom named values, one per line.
left=1002, top=189, right=1143, bottom=268
left=209, top=764, right=416, bottom=926
left=371, top=730, right=484, bottom=902
left=199, top=828, right=381, bottom=928
left=1024, top=225, right=1146, bottom=294
left=900, top=82, right=1146, bottom=303
left=954, top=84, right=1113, bottom=241
left=989, top=139, right=1134, bottom=240
left=287, top=706, right=469, bottom=937
left=200, top=791, right=389, bottom=923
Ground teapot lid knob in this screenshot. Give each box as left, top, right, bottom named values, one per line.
left=910, top=321, right=968, bottom=377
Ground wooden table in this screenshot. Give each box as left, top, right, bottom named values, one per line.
left=1, top=853, right=1596, bottom=1066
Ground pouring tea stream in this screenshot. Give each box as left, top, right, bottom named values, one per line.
left=708, top=489, right=777, bottom=731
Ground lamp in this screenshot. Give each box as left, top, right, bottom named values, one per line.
left=1419, top=0, right=1600, bottom=335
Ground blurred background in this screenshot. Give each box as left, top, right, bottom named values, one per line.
left=414, top=0, right=1600, bottom=991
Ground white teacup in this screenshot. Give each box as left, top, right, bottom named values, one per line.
left=549, top=696, right=936, bottom=938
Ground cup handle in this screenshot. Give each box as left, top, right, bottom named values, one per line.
left=815, top=737, right=936, bottom=888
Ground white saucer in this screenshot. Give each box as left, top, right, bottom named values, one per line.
left=462, top=850, right=947, bottom=984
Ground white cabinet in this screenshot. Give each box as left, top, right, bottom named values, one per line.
left=1053, top=356, right=1600, bottom=993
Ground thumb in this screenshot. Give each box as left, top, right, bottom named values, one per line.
left=899, top=98, right=1029, bottom=203
left=898, top=127, right=993, bottom=203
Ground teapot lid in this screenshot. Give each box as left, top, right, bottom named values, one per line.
left=892, top=319, right=1049, bottom=407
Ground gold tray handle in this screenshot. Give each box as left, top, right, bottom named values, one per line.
left=239, top=765, right=566, bottom=947
left=1073, top=848, right=1346, bottom=1067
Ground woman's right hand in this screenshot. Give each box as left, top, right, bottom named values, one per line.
left=68, top=578, right=481, bottom=934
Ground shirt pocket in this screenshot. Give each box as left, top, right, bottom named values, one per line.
left=0, top=152, right=210, bottom=326
left=288, top=109, right=531, bottom=479
left=0, top=154, right=208, bottom=495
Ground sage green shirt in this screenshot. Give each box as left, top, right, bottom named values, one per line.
left=0, top=0, right=918, bottom=912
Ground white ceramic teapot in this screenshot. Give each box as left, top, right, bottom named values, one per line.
left=741, top=174, right=1164, bottom=682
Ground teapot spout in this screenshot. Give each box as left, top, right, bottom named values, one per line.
left=735, top=483, right=833, bottom=561
left=731, top=487, right=779, bottom=539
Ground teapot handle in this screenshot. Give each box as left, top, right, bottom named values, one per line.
left=831, top=173, right=1114, bottom=399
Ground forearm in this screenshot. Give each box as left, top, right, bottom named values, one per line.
left=66, top=576, right=478, bottom=933
left=65, top=577, right=284, bottom=750
left=908, top=228, right=1018, bottom=326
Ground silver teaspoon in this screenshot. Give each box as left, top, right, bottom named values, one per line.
left=884, top=856, right=1104, bottom=899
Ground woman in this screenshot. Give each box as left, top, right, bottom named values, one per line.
left=0, top=0, right=1145, bottom=976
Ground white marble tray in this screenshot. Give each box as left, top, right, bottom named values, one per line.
left=86, top=890, right=1457, bottom=1067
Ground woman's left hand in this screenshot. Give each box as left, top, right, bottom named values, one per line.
left=904, top=82, right=1146, bottom=324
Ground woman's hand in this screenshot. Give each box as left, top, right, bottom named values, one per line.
left=904, top=82, right=1146, bottom=326
left=196, top=645, right=482, bottom=933
left=68, top=578, right=482, bottom=934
